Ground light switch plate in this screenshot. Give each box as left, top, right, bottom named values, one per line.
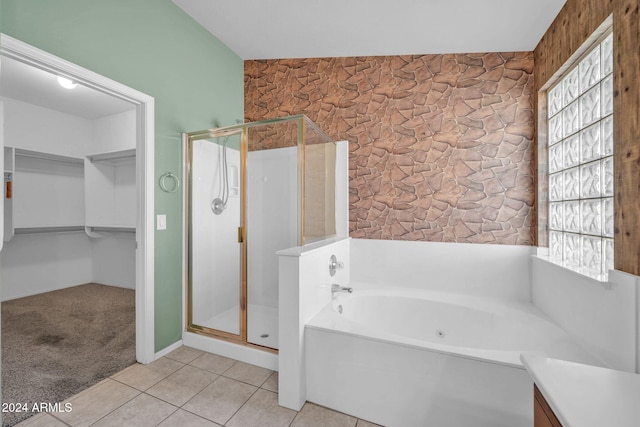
left=157, top=214, right=167, bottom=230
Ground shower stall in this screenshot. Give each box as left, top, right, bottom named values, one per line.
left=184, top=115, right=336, bottom=351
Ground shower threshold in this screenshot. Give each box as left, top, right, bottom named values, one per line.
left=196, top=303, right=279, bottom=350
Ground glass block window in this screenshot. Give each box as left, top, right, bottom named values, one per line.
left=547, top=32, right=614, bottom=279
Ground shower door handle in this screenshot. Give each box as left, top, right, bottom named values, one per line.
left=238, top=227, right=244, bottom=243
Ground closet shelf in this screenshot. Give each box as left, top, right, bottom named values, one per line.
left=14, top=225, right=86, bottom=235
left=14, top=148, right=84, bottom=165
left=86, top=149, right=136, bottom=164
left=86, top=225, right=135, bottom=233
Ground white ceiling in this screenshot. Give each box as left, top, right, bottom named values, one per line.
left=173, top=0, right=566, bottom=60
left=0, top=2, right=567, bottom=118
left=0, top=56, right=135, bottom=120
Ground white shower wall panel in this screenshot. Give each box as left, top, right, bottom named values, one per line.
left=531, top=257, right=638, bottom=372
left=247, top=146, right=298, bottom=309
left=191, top=140, right=241, bottom=329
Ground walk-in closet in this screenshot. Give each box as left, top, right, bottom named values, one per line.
left=0, top=55, right=139, bottom=426
left=2, top=58, right=138, bottom=293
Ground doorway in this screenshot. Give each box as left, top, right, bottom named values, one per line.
left=0, top=34, right=155, bottom=422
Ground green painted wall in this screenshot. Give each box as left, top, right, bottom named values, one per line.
left=1, top=0, right=244, bottom=351
left=1, top=2, right=3, bottom=420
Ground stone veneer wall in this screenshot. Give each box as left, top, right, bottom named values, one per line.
left=245, top=53, right=535, bottom=245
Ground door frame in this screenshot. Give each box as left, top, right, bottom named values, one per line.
left=0, top=34, right=156, bottom=364
left=183, top=128, right=249, bottom=346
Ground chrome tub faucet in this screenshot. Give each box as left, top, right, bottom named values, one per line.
left=331, top=284, right=353, bottom=296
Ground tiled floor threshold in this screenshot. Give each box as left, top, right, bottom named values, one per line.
left=16, top=346, right=380, bottom=427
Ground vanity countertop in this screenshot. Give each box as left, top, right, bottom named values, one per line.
left=521, top=354, right=640, bottom=427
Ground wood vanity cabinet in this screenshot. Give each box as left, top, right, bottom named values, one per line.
left=534, top=385, right=562, bottom=427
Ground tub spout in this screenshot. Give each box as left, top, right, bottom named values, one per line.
left=331, top=284, right=353, bottom=295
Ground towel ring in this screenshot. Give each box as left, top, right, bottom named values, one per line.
left=159, top=172, right=180, bottom=193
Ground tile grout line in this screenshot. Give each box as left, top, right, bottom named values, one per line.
left=173, top=374, right=279, bottom=426
left=150, top=403, right=180, bottom=427
left=85, top=390, right=142, bottom=427
left=45, top=370, right=374, bottom=427
left=219, top=360, right=238, bottom=377
left=220, top=381, right=262, bottom=426
left=18, top=347, right=378, bottom=427
left=109, top=361, right=186, bottom=393
left=219, top=372, right=270, bottom=388
left=38, top=351, right=311, bottom=427
left=185, top=356, right=275, bottom=389
left=47, top=412, right=72, bottom=427
left=165, top=406, right=222, bottom=427
left=179, top=355, right=288, bottom=426
left=91, top=361, right=196, bottom=425
left=45, top=378, right=142, bottom=427
left=186, top=355, right=237, bottom=377
left=143, top=372, right=220, bottom=409
left=289, top=402, right=304, bottom=427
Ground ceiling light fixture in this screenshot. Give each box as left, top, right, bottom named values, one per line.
left=57, top=76, right=77, bottom=89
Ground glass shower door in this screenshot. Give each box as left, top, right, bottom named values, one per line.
left=185, top=115, right=335, bottom=351
left=188, top=133, right=243, bottom=338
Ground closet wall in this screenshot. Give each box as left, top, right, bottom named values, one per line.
left=1, top=97, right=136, bottom=301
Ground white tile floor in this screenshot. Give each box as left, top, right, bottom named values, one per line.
left=16, top=346, right=382, bottom=427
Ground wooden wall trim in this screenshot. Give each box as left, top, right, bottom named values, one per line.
left=614, top=0, right=640, bottom=275
left=534, top=1, right=613, bottom=90
left=534, top=385, right=563, bottom=427
left=534, top=0, right=640, bottom=275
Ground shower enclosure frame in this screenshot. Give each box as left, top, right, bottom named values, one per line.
left=183, top=115, right=334, bottom=351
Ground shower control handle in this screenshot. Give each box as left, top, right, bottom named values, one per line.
left=329, top=254, right=344, bottom=277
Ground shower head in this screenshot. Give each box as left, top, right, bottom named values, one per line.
left=212, top=198, right=225, bottom=215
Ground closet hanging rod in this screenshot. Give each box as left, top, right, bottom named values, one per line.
left=86, top=148, right=136, bottom=163
left=14, top=225, right=85, bottom=235
left=86, top=225, right=135, bottom=233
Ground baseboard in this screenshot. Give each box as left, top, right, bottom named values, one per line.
left=0, top=281, right=133, bottom=302
left=183, top=332, right=278, bottom=371
left=1, top=281, right=89, bottom=302
left=154, top=339, right=183, bottom=360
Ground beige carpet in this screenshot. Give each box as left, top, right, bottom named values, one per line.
left=1, top=283, right=136, bottom=426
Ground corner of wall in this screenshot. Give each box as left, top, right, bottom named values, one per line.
left=277, top=237, right=350, bottom=410
left=531, top=259, right=637, bottom=371
left=278, top=253, right=303, bottom=410
left=636, top=275, right=640, bottom=374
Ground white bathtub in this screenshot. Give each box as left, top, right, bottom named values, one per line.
left=305, top=285, right=601, bottom=427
